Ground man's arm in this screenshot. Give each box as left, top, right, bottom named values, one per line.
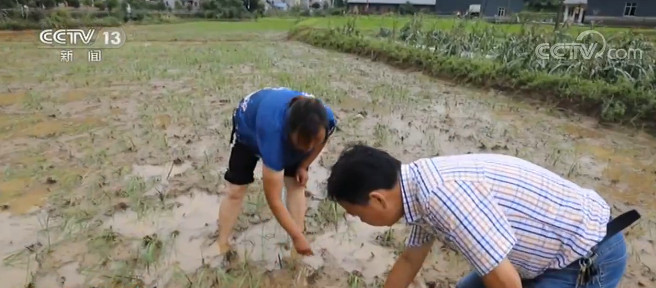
left=262, top=165, right=304, bottom=241
left=481, top=259, right=522, bottom=288
left=256, top=123, right=305, bottom=242
left=430, top=180, right=519, bottom=288
left=383, top=239, right=433, bottom=288
left=383, top=224, right=434, bottom=288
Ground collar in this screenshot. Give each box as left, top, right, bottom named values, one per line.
left=400, top=163, right=423, bottom=225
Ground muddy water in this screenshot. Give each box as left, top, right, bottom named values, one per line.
left=0, top=211, right=46, bottom=288
left=103, top=189, right=223, bottom=287
left=303, top=219, right=403, bottom=281
left=1, top=34, right=655, bottom=288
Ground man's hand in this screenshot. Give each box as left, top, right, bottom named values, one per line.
left=292, top=234, right=314, bottom=256
left=481, top=259, right=522, bottom=288
left=383, top=240, right=433, bottom=288
left=296, top=167, right=309, bottom=187
left=298, top=138, right=327, bottom=185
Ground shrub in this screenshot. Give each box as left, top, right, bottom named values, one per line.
left=327, top=7, right=345, bottom=15
left=28, top=8, right=46, bottom=21
left=124, top=0, right=167, bottom=11
left=106, top=0, right=119, bottom=12
left=398, top=2, right=415, bottom=15
left=0, top=9, right=122, bottom=30
left=68, top=0, right=81, bottom=8
left=0, top=19, right=41, bottom=30
left=201, top=0, right=252, bottom=19
left=517, top=11, right=557, bottom=23
left=94, top=0, right=107, bottom=10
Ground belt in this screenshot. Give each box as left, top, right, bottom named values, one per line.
left=229, top=108, right=237, bottom=145
left=576, top=209, right=641, bottom=287
left=599, top=209, right=641, bottom=246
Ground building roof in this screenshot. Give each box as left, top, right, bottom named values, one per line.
left=347, top=0, right=436, bottom=5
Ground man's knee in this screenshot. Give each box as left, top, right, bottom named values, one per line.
left=283, top=176, right=304, bottom=192
left=225, top=183, right=248, bottom=201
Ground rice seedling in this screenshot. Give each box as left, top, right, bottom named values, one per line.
left=240, top=187, right=272, bottom=226
left=312, top=198, right=346, bottom=232
left=139, top=233, right=165, bottom=272
left=374, top=228, right=397, bottom=248
left=347, top=270, right=365, bottom=288
left=123, top=176, right=162, bottom=219
left=373, top=123, right=389, bottom=147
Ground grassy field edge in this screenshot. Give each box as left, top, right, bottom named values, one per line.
left=288, top=26, right=656, bottom=130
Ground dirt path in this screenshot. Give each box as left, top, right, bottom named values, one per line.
left=0, top=31, right=654, bottom=288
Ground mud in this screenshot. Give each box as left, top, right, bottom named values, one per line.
left=0, top=92, right=25, bottom=106
left=104, top=189, right=223, bottom=286
left=0, top=30, right=655, bottom=288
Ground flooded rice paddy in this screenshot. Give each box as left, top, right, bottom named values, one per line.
left=0, top=26, right=655, bottom=288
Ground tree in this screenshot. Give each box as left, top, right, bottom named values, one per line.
left=202, top=0, right=251, bottom=19
left=553, top=0, right=563, bottom=30
left=242, top=0, right=263, bottom=14
left=0, top=0, right=17, bottom=9
left=524, top=0, right=560, bottom=12
left=30, top=0, right=57, bottom=8
left=106, top=0, right=118, bottom=11
left=399, top=2, right=415, bottom=15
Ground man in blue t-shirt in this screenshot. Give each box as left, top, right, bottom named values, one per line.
left=217, top=87, right=337, bottom=257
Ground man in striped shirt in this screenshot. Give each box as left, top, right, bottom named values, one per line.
left=326, top=144, right=629, bottom=288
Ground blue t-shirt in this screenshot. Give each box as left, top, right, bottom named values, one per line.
left=233, top=87, right=337, bottom=171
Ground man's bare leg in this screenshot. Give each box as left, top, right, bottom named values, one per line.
left=284, top=176, right=307, bottom=260
left=217, top=182, right=248, bottom=254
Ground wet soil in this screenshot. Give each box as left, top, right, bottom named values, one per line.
left=0, top=30, right=655, bottom=288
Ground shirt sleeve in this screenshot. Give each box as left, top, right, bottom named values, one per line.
left=255, top=111, right=285, bottom=171
left=324, top=105, right=337, bottom=140
left=426, top=180, right=517, bottom=276
left=405, top=224, right=434, bottom=247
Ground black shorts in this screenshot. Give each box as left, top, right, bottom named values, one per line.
left=223, top=141, right=306, bottom=185
left=224, top=109, right=305, bottom=185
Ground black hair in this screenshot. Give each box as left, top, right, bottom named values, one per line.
left=327, top=144, right=401, bottom=205
left=287, top=96, right=329, bottom=144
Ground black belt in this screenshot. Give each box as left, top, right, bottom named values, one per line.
left=229, top=108, right=237, bottom=145
left=599, top=209, right=641, bottom=246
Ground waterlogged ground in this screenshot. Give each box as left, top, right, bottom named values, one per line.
left=1, top=22, right=655, bottom=288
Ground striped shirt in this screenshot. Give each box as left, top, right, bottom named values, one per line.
left=401, top=154, right=610, bottom=279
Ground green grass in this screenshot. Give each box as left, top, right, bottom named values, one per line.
left=123, top=18, right=302, bottom=41
left=138, top=17, right=301, bottom=32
